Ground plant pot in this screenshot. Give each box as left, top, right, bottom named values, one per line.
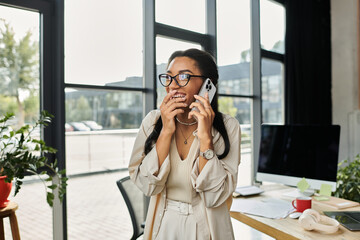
left=0, top=176, right=12, bottom=208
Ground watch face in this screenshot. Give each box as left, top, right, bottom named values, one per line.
left=205, top=149, right=214, bottom=159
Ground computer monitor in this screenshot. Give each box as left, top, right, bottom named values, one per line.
left=256, top=124, right=340, bottom=191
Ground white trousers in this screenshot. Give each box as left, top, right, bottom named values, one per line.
left=155, top=199, right=198, bottom=240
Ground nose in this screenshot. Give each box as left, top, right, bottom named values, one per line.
left=168, top=77, right=180, bottom=90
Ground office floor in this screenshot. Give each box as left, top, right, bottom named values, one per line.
left=3, top=171, right=274, bottom=240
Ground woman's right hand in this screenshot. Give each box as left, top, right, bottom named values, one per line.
left=159, top=90, right=187, bottom=135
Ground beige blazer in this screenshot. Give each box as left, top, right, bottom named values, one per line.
left=129, top=110, right=241, bottom=240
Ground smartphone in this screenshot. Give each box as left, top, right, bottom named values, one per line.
left=192, top=78, right=217, bottom=112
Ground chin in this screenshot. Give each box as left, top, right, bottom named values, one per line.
left=179, top=107, right=190, bottom=112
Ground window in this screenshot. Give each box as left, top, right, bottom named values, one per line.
left=260, top=0, right=285, bottom=124
left=65, top=0, right=144, bottom=238
left=0, top=2, right=54, bottom=239
left=0, top=6, right=40, bottom=126
left=217, top=0, right=251, bottom=96
left=217, top=0, right=253, bottom=186
left=155, top=0, right=206, bottom=33
left=261, top=59, right=284, bottom=124
left=65, top=89, right=142, bottom=174
left=260, top=0, right=285, bottom=54
left=65, top=0, right=143, bottom=88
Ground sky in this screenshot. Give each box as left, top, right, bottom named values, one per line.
left=0, top=6, right=39, bottom=40
left=0, top=0, right=284, bottom=86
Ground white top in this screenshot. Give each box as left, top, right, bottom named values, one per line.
left=167, top=136, right=198, bottom=203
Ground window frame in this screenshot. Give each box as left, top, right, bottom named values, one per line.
left=0, top=0, right=66, bottom=239
left=144, top=0, right=217, bottom=115
left=254, top=0, right=286, bottom=181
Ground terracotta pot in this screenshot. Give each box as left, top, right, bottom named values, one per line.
left=0, top=176, right=12, bottom=208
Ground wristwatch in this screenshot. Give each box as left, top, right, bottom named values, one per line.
left=200, top=149, right=215, bottom=160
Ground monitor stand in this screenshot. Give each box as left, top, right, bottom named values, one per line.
left=282, top=188, right=315, bottom=198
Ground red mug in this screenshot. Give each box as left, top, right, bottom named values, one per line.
left=292, top=197, right=312, bottom=212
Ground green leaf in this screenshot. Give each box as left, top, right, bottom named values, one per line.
left=46, top=192, right=54, bottom=207
left=45, top=176, right=53, bottom=182
left=47, top=184, right=57, bottom=190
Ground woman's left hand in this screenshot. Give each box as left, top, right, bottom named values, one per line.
left=188, top=92, right=215, bottom=143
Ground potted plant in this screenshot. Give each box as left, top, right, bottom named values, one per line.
left=0, top=111, right=67, bottom=207
left=334, top=154, right=360, bottom=202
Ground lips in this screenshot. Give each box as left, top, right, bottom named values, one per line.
left=171, top=92, right=186, bottom=99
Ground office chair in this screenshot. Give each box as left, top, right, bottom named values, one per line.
left=116, top=176, right=148, bottom=240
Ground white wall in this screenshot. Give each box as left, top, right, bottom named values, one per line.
left=331, top=0, right=360, bottom=161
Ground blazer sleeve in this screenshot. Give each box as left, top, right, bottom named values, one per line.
left=190, top=116, right=241, bottom=208
left=128, top=111, right=170, bottom=196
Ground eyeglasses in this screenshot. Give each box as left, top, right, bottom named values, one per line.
left=158, top=73, right=206, bottom=87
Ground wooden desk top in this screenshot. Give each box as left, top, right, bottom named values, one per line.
left=230, top=184, right=360, bottom=240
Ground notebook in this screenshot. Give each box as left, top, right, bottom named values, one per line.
left=313, top=196, right=359, bottom=209
left=324, top=211, right=360, bottom=231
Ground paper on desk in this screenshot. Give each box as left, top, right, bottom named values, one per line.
left=319, top=184, right=332, bottom=197
left=230, top=198, right=295, bottom=219
left=297, top=178, right=310, bottom=192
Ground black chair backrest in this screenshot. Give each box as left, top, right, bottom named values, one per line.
left=116, top=176, right=148, bottom=240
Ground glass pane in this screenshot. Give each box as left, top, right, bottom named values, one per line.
left=0, top=6, right=40, bottom=126
left=218, top=97, right=252, bottom=186
left=261, top=58, right=284, bottom=124
left=156, top=0, right=205, bottom=33
left=65, top=88, right=142, bottom=175
left=0, top=5, right=53, bottom=239
left=156, top=37, right=201, bottom=108
left=260, top=0, right=285, bottom=54
left=217, top=0, right=251, bottom=95
left=65, top=0, right=143, bottom=87
left=67, top=171, right=132, bottom=239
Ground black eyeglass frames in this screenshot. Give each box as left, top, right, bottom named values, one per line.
left=158, top=73, right=206, bottom=87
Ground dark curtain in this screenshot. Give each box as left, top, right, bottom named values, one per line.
left=284, top=0, right=332, bottom=124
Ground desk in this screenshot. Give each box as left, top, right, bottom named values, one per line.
left=230, top=184, right=360, bottom=240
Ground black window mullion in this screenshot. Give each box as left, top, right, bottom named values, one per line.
left=261, top=49, right=284, bottom=62
left=218, top=93, right=255, bottom=99
left=144, top=0, right=156, bottom=113
left=64, top=83, right=148, bottom=93
left=155, top=22, right=210, bottom=47
left=272, top=0, right=285, bottom=5
left=205, top=0, right=216, bottom=57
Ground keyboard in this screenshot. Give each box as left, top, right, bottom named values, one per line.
left=346, top=211, right=360, bottom=221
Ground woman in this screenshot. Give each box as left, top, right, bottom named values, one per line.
left=129, top=48, right=241, bottom=240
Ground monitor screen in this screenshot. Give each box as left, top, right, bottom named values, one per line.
left=256, top=125, right=340, bottom=190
